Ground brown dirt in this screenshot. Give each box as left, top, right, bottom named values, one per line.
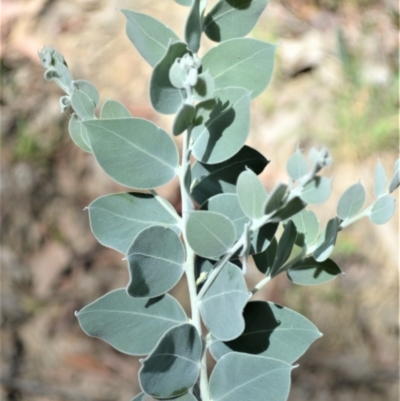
left=1, top=1, right=398, bottom=400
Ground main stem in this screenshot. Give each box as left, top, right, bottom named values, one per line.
left=179, top=125, right=210, bottom=401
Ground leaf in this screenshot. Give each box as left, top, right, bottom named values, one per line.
left=100, top=99, right=131, bottom=118
left=150, top=42, right=187, bottom=114
left=264, top=183, right=288, bottom=215
left=253, top=238, right=277, bottom=275
left=175, top=0, right=193, bottom=5
left=389, top=162, right=399, bottom=193
left=173, top=104, right=195, bottom=136
left=287, top=148, right=308, bottom=181
left=209, top=301, right=322, bottom=364
left=337, top=182, right=366, bottom=220
left=291, top=209, right=319, bottom=246
left=60, top=95, right=71, bottom=113
left=271, top=220, right=297, bottom=276
left=287, top=257, right=342, bottom=285
left=201, top=194, right=246, bottom=239
left=202, top=38, right=276, bottom=98
left=369, top=195, right=396, bottom=225
left=131, top=393, right=197, bottom=401
left=201, top=193, right=278, bottom=254
left=237, top=170, right=268, bottom=220
left=190, top=145, right=268, bottom=205
left=84, top=118, right=179, bottom=189
left=185, top=0, right=202, bottom=52
left=203, top=0, right=270, bottom=42
left=127, top=226, right=185, bottom=298
left=139, top=324, right=202, bottom=399
left=40, top=47, right=73, bottom=93
left=192, top=87, right=251, bottom=164
left=186, top=211, right=236, bottom=259
left=88, top=192, right=180, bottom=254
left=272, top=197, right=306, bottom=221
left=73, top=79, right=99, bottom=106
left=68, top=114, right=91, bottom=153
left=209, top=353, right=293, bottom=401
left=193, top=70, right=215, bottom=100
left=70, top=90, right=96, bottom=120
left=301, top=177, right=332, bottom=204
left=313, top=217, right=339, bottom=262
left=122, top=10, right=180, bottom=67
left=374, top=160, right=387, bottom=198
left=76, top=289, right=187, bottom=355
left=199, top=262, right=249, bottom=341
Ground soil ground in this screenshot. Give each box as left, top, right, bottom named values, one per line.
left=1, top=1, right=399, bottom=400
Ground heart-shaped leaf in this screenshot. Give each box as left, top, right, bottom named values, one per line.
left=287, top=257, right=342, bottom=285
left=84, top=118, right=179, bottom=189
left=88, top=192, right=180, bottom=254
left=73, top=79, right=99, bottom=106
left=237, top=170, right=268, bottom=220
left=201, top=193, right=278, bottom=255
left=127, top=226, right=185, bottom=298
left=139, top=324, right=202, bottom=399
left=203, top=0, right=270, bottom=42
left=209, top=301, right=322, bottom=364
left=100, top=99, right=131, bottom=118
left=272, top=197, right=306, bottom=222
left=199, top=262, right=249, bottom=341
left=368, top=195, right=396, bottom=225
left=71, top=90, right=96, bottom=120
left=69, top=114, right=91, bottom=153
left=337, top=182, right=366, bottom=220
left=191, top=145, right=268, bottom=205
left=291, top=209, right=319, bottom=246
left=209, top=352, right=293, bottom=401
left=192, top=87, right=251, bottom=164
left=186, top=211, right=236, bottom=259
left=202, top=38, right=276, bottom=98
left=122, top=9, right=180, bottom=67
left=76, top=289, right=187, bottom=355
left=301, top=177, right=332, bottom=204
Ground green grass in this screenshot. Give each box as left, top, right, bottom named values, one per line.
left=13, top=120, right=43, bottom=161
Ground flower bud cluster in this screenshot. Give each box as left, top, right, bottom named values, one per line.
left=169, top=52, right=202, bottom=91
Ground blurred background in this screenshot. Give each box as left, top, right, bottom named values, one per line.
left=1, top=0, right=399, bottom=400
